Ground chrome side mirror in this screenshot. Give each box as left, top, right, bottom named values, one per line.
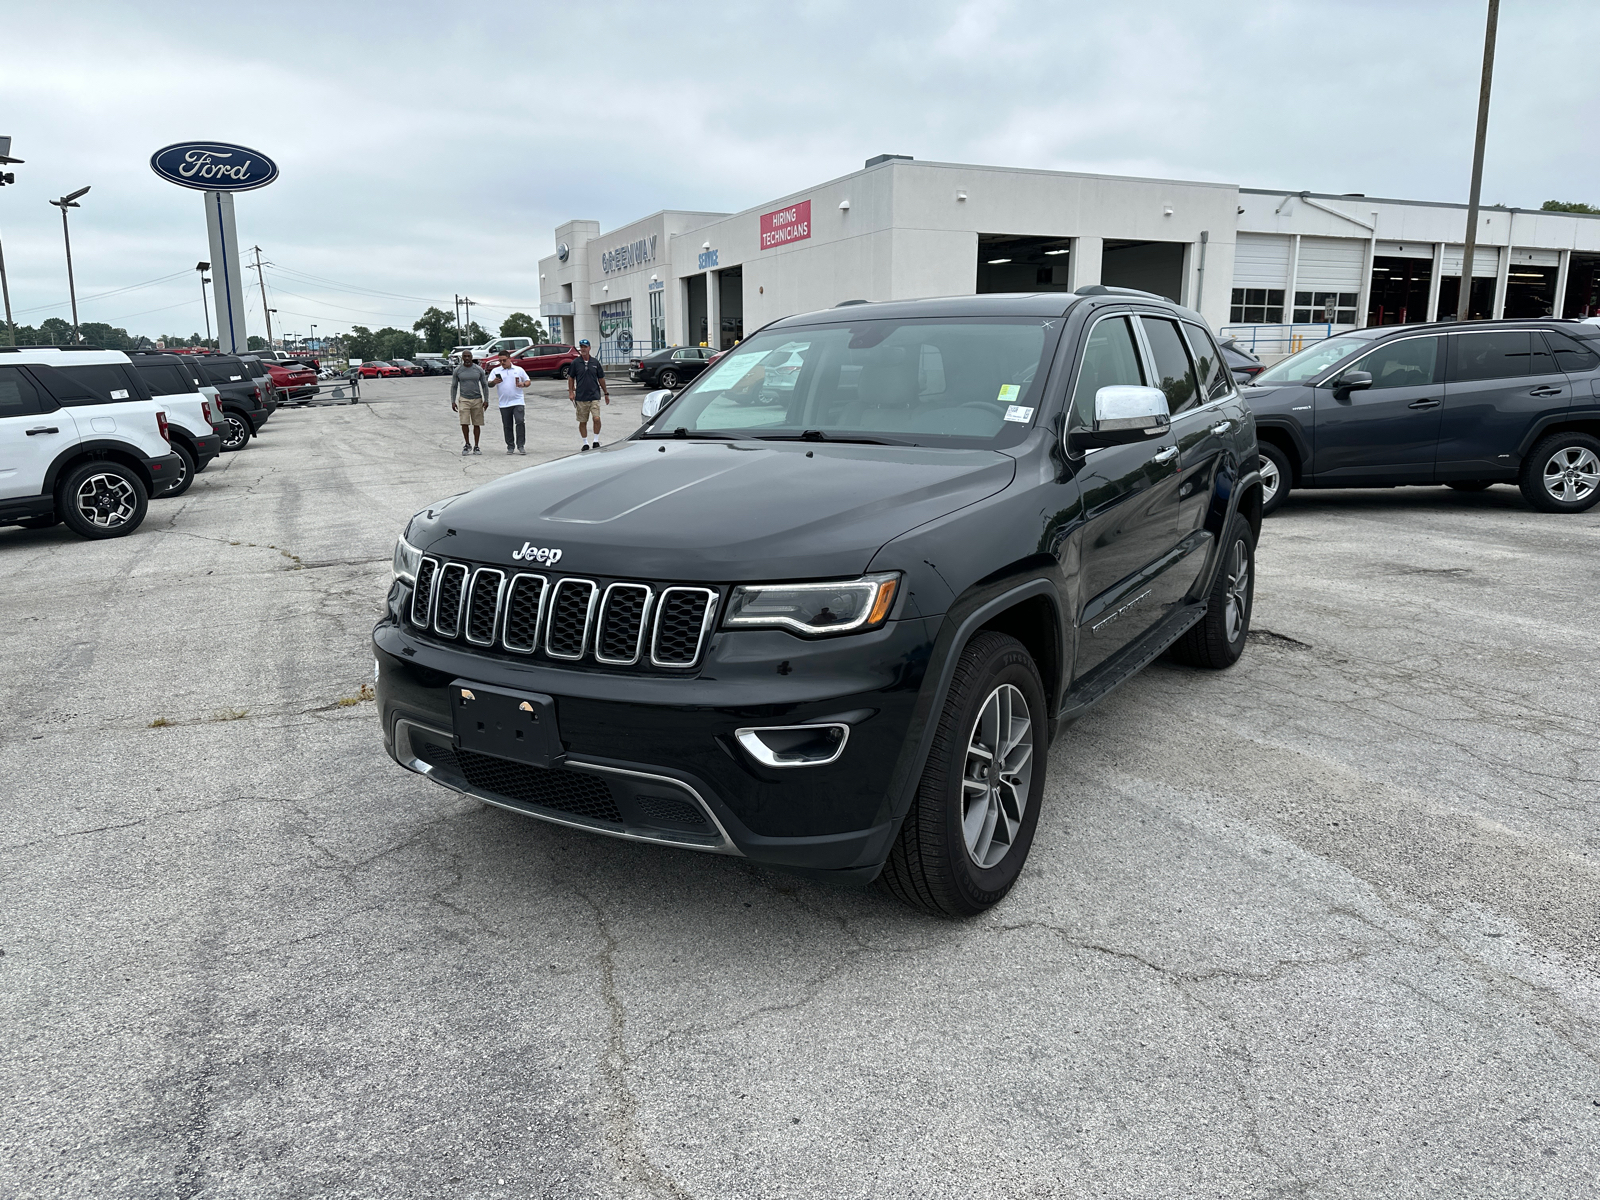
left=641, top=388, right=673, bottom=420
left=1094, top=385, right=1171, bottom=434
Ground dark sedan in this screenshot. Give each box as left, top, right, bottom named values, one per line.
left=628, top=345, right=715, bottom=390
left=1219, top=338, right=1264, bottom=383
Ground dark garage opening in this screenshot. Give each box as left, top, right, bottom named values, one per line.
left=685, top=275, right=706, bottom=346
left=1101, top=240, right=1184, bottom=302
left=1564, top=253, right=1600, bottom=317
left=1503, top=265, right=1558, bottom=319
left=718, top=265, right=743, bottom=349
left=1367, top=256, right=1431, bottom=325
left=976, top=235, right=1073, bottom=293
left=1436, top=275, right=1495, bottom=322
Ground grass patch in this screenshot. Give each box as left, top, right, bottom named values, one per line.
left=149, top=716, right=171, bottom=728
left=212, top=707, right=249, bottom=722
left=337, top=683, right=376, bottom=707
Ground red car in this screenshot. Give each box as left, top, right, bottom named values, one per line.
left=355, top=361, right=401, bottom=379
left=262, top=359, right=320, bottom=402
left=506, top=343, right=580, bottom=378
left=387, top=358, right=425, bottom=377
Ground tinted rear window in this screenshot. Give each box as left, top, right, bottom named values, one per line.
left=134, top=362, right=198, bottom=396
left=197, top=360, right=247, bottom=385
left=43, top=363, right=148, bottom=405
left=1542, top=330, right=1600, bottom=373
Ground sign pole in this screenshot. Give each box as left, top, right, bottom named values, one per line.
left=204, top=190, right=248, bottom=353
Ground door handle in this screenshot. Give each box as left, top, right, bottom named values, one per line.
left=1406, top=399, right=1440, bottom=410
left=1529, top=386, right=1563, bottom=397
left=1210, top=420, right=1232, bottom=435
left=25, top=426, right=61, bottom=435
left=1151, top=446, right=1179, bottom=465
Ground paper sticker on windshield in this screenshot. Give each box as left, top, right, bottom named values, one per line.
left=1004, top=405, right=1035, bottom=423
left=110, top=388, right=129, bottom=399
left=997, top=383, right=1021, bottom=404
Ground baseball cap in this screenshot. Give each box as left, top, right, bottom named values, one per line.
left=578, top=338, right=591, bottom=346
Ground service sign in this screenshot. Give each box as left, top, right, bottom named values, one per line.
left=760, top=200, right=811, bottom=250
left=149, top=142, right=279, bottom=192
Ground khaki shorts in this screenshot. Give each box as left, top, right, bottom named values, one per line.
left=457, top=397, right=486, bottom=426
left=573, top=400, right=600, bottom=423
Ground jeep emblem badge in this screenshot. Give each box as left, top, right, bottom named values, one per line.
left=511, top=542, right=563, bottom=565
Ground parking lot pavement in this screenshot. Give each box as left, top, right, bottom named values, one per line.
left=2, top=375, right=1597, bottom=1198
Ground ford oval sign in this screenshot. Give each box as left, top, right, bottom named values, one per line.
left=149, top=142, right=279, bottom=192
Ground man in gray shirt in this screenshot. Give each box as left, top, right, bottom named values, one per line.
left=450, top=352, right=490, bottom=455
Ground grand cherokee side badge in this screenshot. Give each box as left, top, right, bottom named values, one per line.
left=511, top=542, right=563, bottom=565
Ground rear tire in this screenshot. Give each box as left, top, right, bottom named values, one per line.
left=1519, top=432, right=1600, bottom=513
left=1258, top=443, right=1293, bottom=517
left=162, top=442, right=196, bottom=498
left=1169, top=515, right=1255, bottom=669
left=219, top=411, right=252, bottom=452
left=57, top=460, right=148, bottom=540
left=879, top=632, right=1046, bottom=918
left=1446, top=480, right=1494, bottom=493
left=660, top=368, right=681, bottom=390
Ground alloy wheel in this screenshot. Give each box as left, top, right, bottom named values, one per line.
left=1543, top=446, right=1599, bottom=504
left=75, top=472, right=138, bottom=529
left=1258, top=452, right=1280, bottom=505
left=960, top=683, right=1034, bottom=870
left=660, top=370, right=680, bottom=389
left=1223, top=537, right=1251, bottom=643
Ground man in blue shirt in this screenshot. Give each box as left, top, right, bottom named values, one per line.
left=566, top=338, right=610, bottom=451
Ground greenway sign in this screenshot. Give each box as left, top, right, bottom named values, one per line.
left=149, top=142, right=279, bottom=192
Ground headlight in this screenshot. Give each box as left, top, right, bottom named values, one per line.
left=392, top=535, right=422, bottom=583
left=724, top=572, right=900, bottom=637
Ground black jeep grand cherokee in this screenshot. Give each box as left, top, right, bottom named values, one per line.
left=375, top=290, right=1263, bottom=916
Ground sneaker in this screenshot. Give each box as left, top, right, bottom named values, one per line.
left=580, top=444, right=590, bottom=452
left=518, top=448, right=526, bottom=455
left=591, top=439, right=601, bottom=449
left=472, top=446, right=481, bottom=455
left=506, top=447, right=515, bottom=455
left=461, top=445, right=471, bottom=456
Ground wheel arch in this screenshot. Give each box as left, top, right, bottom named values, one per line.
left=1517, top=415, right=1600, bottom=460
left=44, top=442, right=156, bottom=498
left=1255, top=422, right=1306, bottom=485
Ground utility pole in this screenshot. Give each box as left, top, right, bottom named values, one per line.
left=0, top=135, right=21, bottom=345
left=49, top=186, right=90, bottom=344
left=1457, top=0, right=1499, bottom=323
left=250, top=245, right=275, bottom=351
left=463, top=296, right=476, bottom=345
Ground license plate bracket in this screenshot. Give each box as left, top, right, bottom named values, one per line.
left=450, top=680, right=562, bottom=769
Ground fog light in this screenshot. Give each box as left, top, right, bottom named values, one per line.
left=734, top=723, right=849, bottom=768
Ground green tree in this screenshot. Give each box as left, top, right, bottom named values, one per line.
left=1541, top=200, right=1600, bottom=214
left=345, top=325, right=380, bottom=360
left=373, top=327, right=419, bottom=359
left=39, top=317, right=74, bottom=345
left=247, top=335, right=267, bottom=351
left=500, top=312, right=546, bottom=341
left=413, top=306, right=459, bottom=353
left=464, top=321, right=491, bottom=345
left=79, top=322, right=132, bottom=350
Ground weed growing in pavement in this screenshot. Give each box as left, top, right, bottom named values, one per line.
left=337, top=683, right=376, bottom=707
left=212, top=708, right=249, bottom=722
left=149, top=716, right=171, bottom=728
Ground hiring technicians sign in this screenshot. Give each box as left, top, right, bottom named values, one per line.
left=760, top=200, right=811, bottom=250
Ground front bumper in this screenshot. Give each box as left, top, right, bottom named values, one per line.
left=373, top=599, right=940, bottom=880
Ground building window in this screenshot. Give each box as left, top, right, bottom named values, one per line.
left=648, top=289, right=665, bottom=351
left=1230, top=288, right=1284, bottom=324
left=1294, top=291, right=1359, bottom=325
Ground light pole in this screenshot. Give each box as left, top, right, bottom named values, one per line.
left=309, top=323, right=316, bottom=354
left=268, top=309, right=278, bottom=349
left=0, top=135, right=21, bottom=346
left=1457, top=0, right=1499, bottom=322
left=50, top=185, right=90, bottom=344
left=196, top=261, right=212, bottom=345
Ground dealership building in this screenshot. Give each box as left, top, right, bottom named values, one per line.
left=538, top=154, right=1600, bottom=363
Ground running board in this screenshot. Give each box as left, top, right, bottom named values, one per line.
left=1056, top=602, right=1208, bottom=722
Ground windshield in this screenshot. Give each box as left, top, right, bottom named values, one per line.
left=1253, top=336, right=1369, bottom=384
left=645, top=317, right=1053, bottom=445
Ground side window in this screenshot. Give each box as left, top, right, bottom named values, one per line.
left=1140, top=317, right=1199, bottom=414
left=1069, top=315, right=1145, bottom=427
left=1450, top=331, right=1531, bottom=382
left=1346, top=336, right=1440, bottom=389
left=0, top=366, right=43, bottom=418
left=1541, top=330, right=1600, bottom=374
left=673, top=349, right=694, bottom=361
left=135, top=363, right=195, bottom=396
left=1182, top=321, right=1231, bottom=403
left=30, top=362, right=125, bottom=406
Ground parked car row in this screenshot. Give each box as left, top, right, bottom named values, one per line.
left=347, top=357, right=453, bottom=379
left=0, top=346, right=291, bottom=539
left=1247, top=317, right=1600, bottom=515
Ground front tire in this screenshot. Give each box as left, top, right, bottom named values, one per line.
left=1258, top=443, right=1292, bottom=516
left=57, top=460, right=149, bottom=540
left=1169, top=515, right=1255, bottom=669
left=879, top=632, right=1046, bottom=918
left=162, top=442, right=196, bottom=498
left=1519, top=432, right=1600, bottom=513
left=219, top=411, right=252, bottom=452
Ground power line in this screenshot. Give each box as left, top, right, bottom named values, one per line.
left=11, top=268, right=193, bottom=317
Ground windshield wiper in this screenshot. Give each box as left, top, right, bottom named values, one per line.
left=754, top=431, right=908, bottom=446
left=642, top=427, right=739, bottom=440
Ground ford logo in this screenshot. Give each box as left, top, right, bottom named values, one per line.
left=149, top=141, right=279, bottom=192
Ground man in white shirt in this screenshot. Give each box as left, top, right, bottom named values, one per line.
left=487, top=350, right=532, bottom=455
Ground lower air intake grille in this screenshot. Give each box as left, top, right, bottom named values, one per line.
left=452, top=747, right=623, bottom=823
left=635, top=794, right=708, bottom=829
left=653, top=588, right=715, bottom=666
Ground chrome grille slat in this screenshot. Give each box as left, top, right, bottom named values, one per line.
left=432, top=562, right=468, bottom=638
left=464, top=568, right=505, bottom=646
left=594, top=583, right=653, bottom=666
left=651, top=587, right=718, bottom=668
left=545, top=578, right=598, bottom=661
left=411, top=556, right=440, bottom=628
left=501, top=573, right=548, bottom=654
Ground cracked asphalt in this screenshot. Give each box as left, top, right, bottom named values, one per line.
left=3, top=375, right=1598, bottom=1198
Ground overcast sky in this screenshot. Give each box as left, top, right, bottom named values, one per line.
left=2, top=0, right=1595, bottom=342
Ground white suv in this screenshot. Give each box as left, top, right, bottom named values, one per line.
left=126, top=351, right=225, bottom=497
left=0, top=347, right=183, bottom=538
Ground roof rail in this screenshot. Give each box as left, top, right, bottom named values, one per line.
left=1074, top=284, right=1175, bottom=303
left=834, top=298, right=871, bottom=307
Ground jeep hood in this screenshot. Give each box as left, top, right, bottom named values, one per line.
left=410, top=439, right=1015, bottom=580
